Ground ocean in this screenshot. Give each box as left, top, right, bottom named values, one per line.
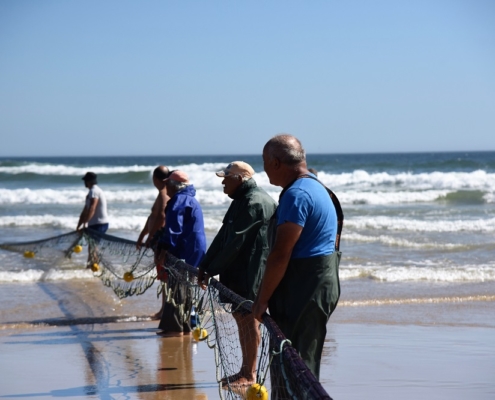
left=1, top=152, right=495, bottom=284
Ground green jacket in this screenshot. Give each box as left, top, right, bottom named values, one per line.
left=200, top=178, right=277, bottom=300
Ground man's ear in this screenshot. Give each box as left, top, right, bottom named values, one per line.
left=272, top=157, right=281, bottom=169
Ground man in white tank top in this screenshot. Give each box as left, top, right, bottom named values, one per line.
left=77, top=172, right=109, bottom=233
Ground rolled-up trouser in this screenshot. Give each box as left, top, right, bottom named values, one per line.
left=158, top=274, right=192, bottom=333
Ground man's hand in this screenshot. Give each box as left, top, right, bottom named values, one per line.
left=251, top=298, right=268, bottom=323
left=251, top=222, right=303, bottom=323
left=197, top=268, right=210, bottom=290
left=136, top=237, right=152, bottom=251
left=156, top=248, right=167, bottom=266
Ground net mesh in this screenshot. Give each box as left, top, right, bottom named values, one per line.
left=0, top=229, right=333, bottom=400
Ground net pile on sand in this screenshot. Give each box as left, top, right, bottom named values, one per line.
left=0, top=229, right=333, bottom=400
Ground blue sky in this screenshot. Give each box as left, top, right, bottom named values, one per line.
left=0, top=0, right=494, bottom=156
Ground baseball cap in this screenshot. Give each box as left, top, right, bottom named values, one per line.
left=216, top=161, right=255, bottom=178
left=82, top=172, right=97, bottom=181
left=163, top=170, right=189, bottom=183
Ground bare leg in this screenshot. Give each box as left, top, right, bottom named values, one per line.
left=85, top=228, right=104, bottom=269
left=86, top=243, right=99, bottom=268
left=226, top=312, right=260, bottom=386
left=152, top=291, right=165, bottom=320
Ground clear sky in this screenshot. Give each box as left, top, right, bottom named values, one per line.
left=0, top=0, right=494, bottom=156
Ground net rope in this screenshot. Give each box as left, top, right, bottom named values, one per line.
left=0, top=229, right=333, bottom=400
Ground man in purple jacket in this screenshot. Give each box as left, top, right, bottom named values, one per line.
left=155, top=170, right=206, bottom=336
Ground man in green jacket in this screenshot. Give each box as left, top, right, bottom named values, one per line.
left=198, top=161, right=277, bottom=387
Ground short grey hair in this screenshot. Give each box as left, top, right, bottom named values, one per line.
left=231, top=174, right=251, bottom=183
left=264, top=134, right=306, bottom=165
left=166, top=179, right=189, bottom=191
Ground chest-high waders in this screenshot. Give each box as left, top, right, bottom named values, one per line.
left=269, top=175, right=344, bottom=399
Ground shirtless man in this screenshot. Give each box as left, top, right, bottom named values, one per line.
left=136, top=165, right=171, bottom=319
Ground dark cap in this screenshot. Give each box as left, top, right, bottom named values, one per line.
left=82, top=172, right=97, bottom=181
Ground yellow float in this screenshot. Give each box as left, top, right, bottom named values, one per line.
left=91, top=263, right=100, bottom=272
left=73, top=245, right=83, bottom=253
left=192, top=327, right=208, bottom=342
left=23, top=251, right=35, bottom=258
left=246, top=383, right=268, bottom=400
left=123, top=272, right=134, bottom=282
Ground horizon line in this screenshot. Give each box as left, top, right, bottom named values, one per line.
left=1, top=149, right=494, bottom=158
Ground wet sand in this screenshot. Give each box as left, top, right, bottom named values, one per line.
left=0, top=321, right=218, bottom=399
left=1, top=279, right=494, bottom=399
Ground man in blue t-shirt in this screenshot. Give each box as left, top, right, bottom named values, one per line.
left=252, top=134, right=342, bottom=383
left=277, top=177, right=337, bottom=258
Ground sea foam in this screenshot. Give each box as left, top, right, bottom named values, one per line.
left=0, top=187, right=491, bottom=206
left=344, top=232, right=468, bottom=249
left=0, top=268, right=94, bottom=282
left=2, top=162, right=495, bottom=190
left=340, top=264, right=495, bottom=282
left=346, top=216, right=495, bottom=233
left=0, top=213, right=223, bottom=232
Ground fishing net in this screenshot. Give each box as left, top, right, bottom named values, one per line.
left=163, top=252, right=332, bottom=400
left=0, top=230, right=86, bottom=261
left=0, top=229, right=158, bottom=298
left=0, top=230, right=333, bottom=400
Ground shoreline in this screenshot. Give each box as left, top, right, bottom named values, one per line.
left=2, top=279, right=495, bottom=328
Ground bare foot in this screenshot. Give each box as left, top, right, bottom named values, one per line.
left=222, top=375, right=255, bottom=388
left=221, top=372, right=242, bottom=384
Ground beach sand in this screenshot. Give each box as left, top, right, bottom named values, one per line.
left=1, top=279, right=494, bottom=400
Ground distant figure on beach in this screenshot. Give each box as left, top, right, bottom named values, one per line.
left=308, top=167, right=318, bottom=176
left=155, top=170, right=206, bottom=336
left=198, top=161, right=277, bottom=387
left=136, top=165, right=171, bottom=319
left=77, top=172, right=109, bottom=233
left=252, top=134, right=341, bottom=388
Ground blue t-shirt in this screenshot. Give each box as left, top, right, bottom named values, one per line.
left=277, top=176, right=337, bottom=258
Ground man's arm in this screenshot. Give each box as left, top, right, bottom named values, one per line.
left=155, top=201, right=186, bottom=266
left=198, top=224, right=226, bottom=289
left=204, top=201, right=263, bottom=275
left=85, top=198, right=99, bottom=224
left=199, top=202, right=262, bottom=287
left=251, top=221, right=303, bottom=322
left=136, top=216, right=151, bottom=250
left=145, top=194, right=167, bottom=245
left=77, top=198, right=98, bottom=230
left=204, top=220, right=262, bottom=276
left=76, top=207, right=88, bottom=231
